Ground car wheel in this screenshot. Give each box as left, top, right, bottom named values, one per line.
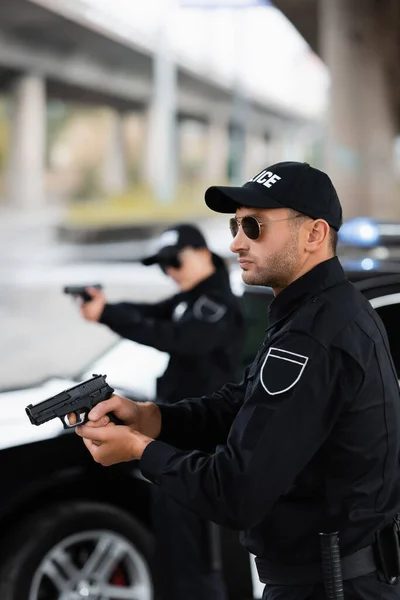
left=0, top=500, right=154, bottom=600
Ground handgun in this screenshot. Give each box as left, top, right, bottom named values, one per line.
left=25, top=374, right=121, bottom=429
left=63, top=284, right=103, bottom=302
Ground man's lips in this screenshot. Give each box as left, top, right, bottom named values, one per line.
left=238, top=258, right=252, bottom=268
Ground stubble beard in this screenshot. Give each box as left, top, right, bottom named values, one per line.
left=242, top=237, right=300, bottom=289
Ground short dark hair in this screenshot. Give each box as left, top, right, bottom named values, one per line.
left=328, top=228, right=338, bottom=256
left=288, top=209, right=338, bottom=256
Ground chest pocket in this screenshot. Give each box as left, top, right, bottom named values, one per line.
left=244, top=326, right=292, bottom=399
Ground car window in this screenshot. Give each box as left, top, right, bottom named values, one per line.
left=374, top=304, right=400, bottom=378
left=359, top=284, right=400, bottom=379
left=240, top=283, right=400, bottom=380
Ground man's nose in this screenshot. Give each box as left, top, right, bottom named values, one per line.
left=230, top=225, right=249, bottom=254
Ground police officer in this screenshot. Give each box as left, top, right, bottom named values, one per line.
left=75, top=162, right=400, bottom=600
left=78, top=223, right=245, bottom=600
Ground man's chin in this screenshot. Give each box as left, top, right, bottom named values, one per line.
left=241, top=269, right=271, bottom=287
left=242, top=272, right=261, bottom=286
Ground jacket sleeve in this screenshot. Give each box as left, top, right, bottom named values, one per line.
left=156, top=368, right=250, bottom=451
left=99, top=294, right=238, bottom=355
left=100, top=296, right=176, bottom=323
left=140, top=332, right=364, bottom=529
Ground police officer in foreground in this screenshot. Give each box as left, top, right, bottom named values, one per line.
left=75, top=162, right=400, bottom=599
left=78, top=223, right=244, bottom=600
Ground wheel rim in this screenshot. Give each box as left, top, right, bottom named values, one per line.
left=29, top=529, right=153, bottom=600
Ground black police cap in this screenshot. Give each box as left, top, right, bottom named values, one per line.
left=205, top=161, right=343, bottom=231
left=141, top=223, right=208, bottom=266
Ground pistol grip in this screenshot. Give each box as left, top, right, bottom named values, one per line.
left=108, top=412, right=125, bottom=426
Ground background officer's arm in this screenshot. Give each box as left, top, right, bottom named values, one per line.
left=99, top=294, right=235, bottom=354
left=100, top=296, right=176, bottom=323
left=139, top=332, right=364, bottom=529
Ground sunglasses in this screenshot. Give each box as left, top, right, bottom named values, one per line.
left=159, top=255, right=181, bottom=274
left=229, top=214, right=304, bottom=241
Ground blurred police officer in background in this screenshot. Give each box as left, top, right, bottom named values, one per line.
left=76, top=162, right=400, bottom=600
left=78, top=223, right=245, bottom=600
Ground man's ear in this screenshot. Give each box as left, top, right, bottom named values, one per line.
left=306, top=219, right=330, bottom=249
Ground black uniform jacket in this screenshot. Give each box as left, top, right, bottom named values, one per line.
left=140, top=257, right=400, bottom=565
left=99, top=262, right=244, bottom=404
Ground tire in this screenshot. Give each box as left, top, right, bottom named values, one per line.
left=0, top=500, right=154, bottom=600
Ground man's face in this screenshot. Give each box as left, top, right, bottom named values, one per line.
left=230, top=207, right=304, bottom=291
left=163, top=248, right=199, bottom=291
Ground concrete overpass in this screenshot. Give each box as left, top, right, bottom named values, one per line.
left=274, top=0, right=400, bottom=220
left=0, top=0, right=316, bottom=207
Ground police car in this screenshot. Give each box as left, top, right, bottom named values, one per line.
left=1, top=218, right=400, bottom=600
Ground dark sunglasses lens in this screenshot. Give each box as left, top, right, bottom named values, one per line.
left=242, top=216, right=260, bottom=240
left=159, top=256, right=180, bottom=273
left=170, top=256, right=181, bottom=269
left=229, top=218, right=239, bottom=238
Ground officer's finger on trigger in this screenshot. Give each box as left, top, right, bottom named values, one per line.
left=88, top=286, right=104, bottom=299
left=67, top=412, right=77, bottom=426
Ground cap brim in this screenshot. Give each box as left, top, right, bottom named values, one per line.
left=141, top=254, right=159, bottom=266
left=141, top=247, right=179, bottom=266
left=205, top=184, right=285, bottom=214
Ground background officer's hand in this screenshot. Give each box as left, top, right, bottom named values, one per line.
left=79, top=287, right=106, bottom=322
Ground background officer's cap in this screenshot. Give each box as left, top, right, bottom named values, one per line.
left=205, top=161, right=343, bottom=231
left=142, top=223, right=208, bottom=266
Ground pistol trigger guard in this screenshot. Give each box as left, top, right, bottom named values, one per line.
left=60, top=411, right=87, bottom=429
left=80, top=410, right=90, bottom=424
left=59, top=415, right=71, bottom=429
left=76, top=411, right=87, bottom=425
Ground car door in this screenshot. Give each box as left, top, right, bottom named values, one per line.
left=355, top=275, right=400, bottom=377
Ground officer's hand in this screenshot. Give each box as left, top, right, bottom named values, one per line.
left=80, top=287, right=106, bottom=322
left=85, top=394, right=162, bottom=439
left=67, top=411, right=110, bottom=429
left=67, top=394, right=136, bottom=429
left=67, top=414, right=109, bottom=445
left=76, top=421, right=153, bottom=466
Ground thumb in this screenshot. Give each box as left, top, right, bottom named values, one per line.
left=89, top=395, right=120, bottom=421
left=86, top=287, right=104, bottom=300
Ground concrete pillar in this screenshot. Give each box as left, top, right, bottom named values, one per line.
left=204, top=112, right=229, bottom=183
left=362, top=46, right=397, bottom=219
left=229, top=94, right=250, bottom=185
left=143, top=0, right=178, bottom=204
left=8, top=74, right=46, bottom=207
left=320, top=0, right=397, bottom=219
left=101, top=110, right=128, bottom=194
left=143, top=97, right=178, bottom=202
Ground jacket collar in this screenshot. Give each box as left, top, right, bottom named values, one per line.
left=183, top=267, right=229, bottom=300
left=268, top=257, right=346, bottom=328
